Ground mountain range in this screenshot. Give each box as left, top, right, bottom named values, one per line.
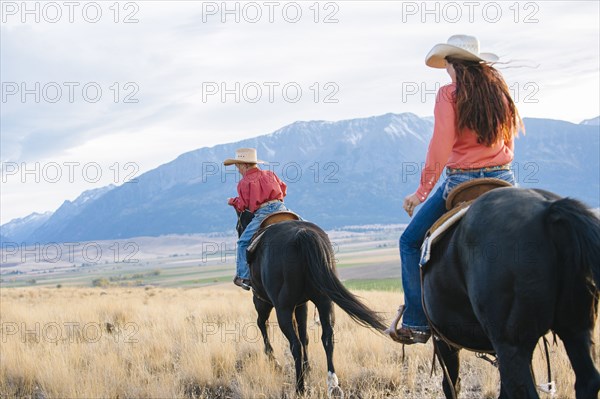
left=2, top=113, right=599, bottom=243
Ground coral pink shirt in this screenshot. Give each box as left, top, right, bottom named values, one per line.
left=415, top=83, right=514, bottom=202
left=228, top=168, right=287, bottom=212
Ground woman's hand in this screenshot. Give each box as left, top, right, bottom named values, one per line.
left=403, top=193, right=422, bottom=217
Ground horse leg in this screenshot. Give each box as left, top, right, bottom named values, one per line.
left=274, top=307, right=305, bottom=394
left=253, top=296, right=280, bottom=368
left=495, top=343, right=539, bottom=399
left=434, top=339, right=461, bottom=399
left=314, top=297, right=343, bottom=398
left=558, top=330, right=600, bottom=399
left=295, top=302, right=310, bottom=375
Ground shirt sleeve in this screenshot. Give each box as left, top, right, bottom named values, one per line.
left=415, top=85, right=456, bottom=202
left=230, top=179, right=250, bottom=212
left=278, top=174, right=287, bottom=197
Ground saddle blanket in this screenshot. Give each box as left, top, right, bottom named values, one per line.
left=247, top=229, right=267, bottom=255
left=420, top=205, right=470, bottom=267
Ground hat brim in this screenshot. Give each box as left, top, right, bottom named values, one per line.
left=425, top=44, right=498, bottom=68
left=223, top=159, right=266, bottom=166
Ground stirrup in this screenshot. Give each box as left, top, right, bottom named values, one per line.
left=233, top=276, right=251, bottom=291
left=384, top=305, right=406, bottom=340
left=385, top=305, right=431, bottom=344
left=392, top=326, right=431, bottom=345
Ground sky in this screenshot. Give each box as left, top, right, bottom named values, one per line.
left=1, top=0, right=599, bottom=224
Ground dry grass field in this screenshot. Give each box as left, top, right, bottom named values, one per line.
left=1, top=286, right=598, bottom=398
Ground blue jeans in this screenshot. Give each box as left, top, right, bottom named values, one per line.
left=400, top=168, right=515, bottom=330
left=236, top=201, right=288, bottom=279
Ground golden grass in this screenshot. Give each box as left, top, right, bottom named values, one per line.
left=0, top=286, right=598, bottom=398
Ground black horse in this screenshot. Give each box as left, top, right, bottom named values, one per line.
left=422, top=187, right=600, bottom=398
left=236, top=210, right=386, bottom=395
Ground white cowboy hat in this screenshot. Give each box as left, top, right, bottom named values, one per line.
left=223, top=148, right=265, bottom=166
left=425, top=34, right=499, bottom=68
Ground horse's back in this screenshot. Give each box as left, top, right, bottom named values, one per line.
left=459, top=187, right=558, bottom=286
left=462, top=187, right=553, bottom=236
left=252, top=220, right=327, bottom=251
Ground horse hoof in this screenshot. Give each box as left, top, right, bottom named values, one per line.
left=328, top=386, right=344, bottom=399
left=327, top=372, right=344, bottom=399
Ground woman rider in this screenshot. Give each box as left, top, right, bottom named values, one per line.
left=389, top=35, right=523, bottom=344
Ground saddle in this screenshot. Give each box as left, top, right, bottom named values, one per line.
left=421, top=178, right=512, bottom=266
left=247, top=211, right=301, bottom=254
left=445, top=177, right=512, bottom=211
left=259, top=211, right=300, bottom=229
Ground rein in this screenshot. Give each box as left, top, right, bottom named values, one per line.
left=476, top=352, right=498, bottom=367
left=251, top=287, right=273, bottom=305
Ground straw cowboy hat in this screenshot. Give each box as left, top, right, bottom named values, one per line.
left=425, top=34, right=499, bottom=68
left=223, top=148, right=265, bottom=166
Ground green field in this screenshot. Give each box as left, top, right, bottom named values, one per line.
left=343, top=278, right=402, bottom=292
left=0, top=226, right=404, bottom=289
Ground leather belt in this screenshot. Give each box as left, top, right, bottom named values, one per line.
left=258, top=199, right=282, bottom=209
left=446, top=163, right=511, bottom=174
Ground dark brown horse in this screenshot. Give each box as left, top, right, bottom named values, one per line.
left=423, top=188, right=600, bottom=398
left=237, top=211, right=386, bottom=395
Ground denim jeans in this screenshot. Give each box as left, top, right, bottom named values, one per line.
left=236, top=201, right=288, bottom=279
left=400, top=168, right=515, bottom=330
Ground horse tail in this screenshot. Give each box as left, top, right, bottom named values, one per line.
left=295, top=227, right=387, bottom=332
left=546, top=198, right=600, bottom=290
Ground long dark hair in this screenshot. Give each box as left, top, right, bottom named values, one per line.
left=446, top=57, right=523, bottom=146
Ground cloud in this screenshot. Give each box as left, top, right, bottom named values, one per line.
left=1, top=0, right=599, bottom=222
